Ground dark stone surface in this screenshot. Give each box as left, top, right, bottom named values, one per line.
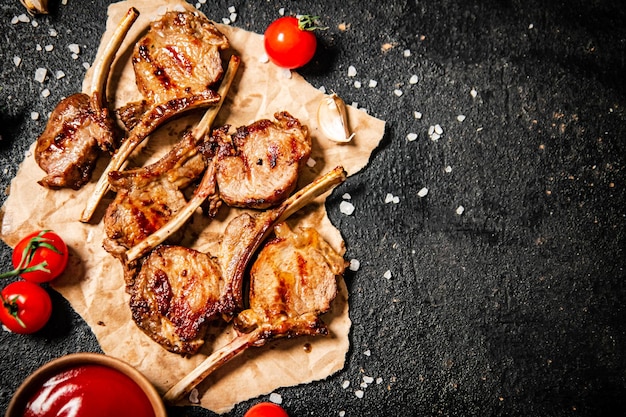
left=1, top=1, right=625, bottom=416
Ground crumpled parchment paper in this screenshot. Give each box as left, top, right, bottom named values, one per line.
left=0, top=0, right=385, bottom=413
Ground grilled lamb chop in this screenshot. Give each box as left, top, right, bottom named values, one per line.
left=35, top=7, right=139, bottom=189
left=162, top=221, right=346, bottom=403
left=125, top=166, right=347, bottom=356
left=214, top=111, right=312, bottom=209
left=81, top=10, right=230, bottom=222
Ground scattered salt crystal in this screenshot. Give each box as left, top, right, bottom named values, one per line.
left=456, top=205, right=465, bottom=215
left=11, top=16, right=19, bottom=25
left=360, top=382, right=369, bottom=388
left=34, top=68, right=47, bottom=83
left=470, top=88, right=478, bottom=98
left=409, top=74, right=418, bottom=84
left=18, top=14, right=30, bottom=23
left=228, top=5, right=236, bottom=13
left=82, top=62, right=90, bottom=70
left=188, top=389, right=200, bottom=404
left=368, top=79, right=378, bottom=88
left=339, top=411, right=346, bottom=417
left=31, top=112, right=40, bottom=120
left=417, top=187, right=428, bottom=197
left=278, top=68, right=292, bottom=79
left=414, top=111, right=422, bottom=119
left=222, top=17, right=231, bottom=24
left=306, top=157, right=316, bottom=167
left=341, top=380, right=350, bottom=389
left=434, top=124, right=443, bottom=135
left=55, top=70, right=65, bottom=79
left=36, top=44, right=43, bottom=51
left=32, top=20, right=39, bottom=28
left=230, top=12, right=238, bottom=22
left=71, top=53, right=79, bottom=60
left=342, top=193, right=351, bottom=200
left=457, top=114, right=466, bottom=122
left=363, top=349, right=371, bottom=356
left=384, top=193, right=394, bottom=203
left=444, top=165, right=452, bottom=173
left=41, top=89, right=51, bottom=98
left=45, top=45, right=54, bottom=52
left=269, top=392, right=283, bottom=404
left=351, top=102, right=358, bottom=108
left=528, top=23, right=534, bottom=29
left=13, top=56, right=21, bottom=67
left=393, top=89, right=403, bottom=97
left=349, top=259, right=360, bottom=271
left=195, top=3, right=201, bottom=9
left=383, top=270, right=392, bottom=279
left=347, top=65, right=357, bottom=77
left=376, top=377, right=383, bottom=384
left=68, top=44, right=80, bottom=54
left=354, top=390, right=364, bottom=399
left=339, top=201, right=355, bottom=215
left=406, top=132, right=418, bottom=141
left=354, top=80, right=362, bottom=88
left=49, top=28, right=58, bottom=37
left=430, top=133, right=441, bottom=141
left=62, top=0, right=68, bottom=4
left=278, top=7, right=285, bottom=16
left=403, top=49, right=411, bottom=57
left=363, top=376, right=374, bottom=384
left=318, top=86, right=327, bottom=94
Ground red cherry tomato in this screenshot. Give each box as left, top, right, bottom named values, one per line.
left=10, top=230, right=69, bottom=283
left=244, top=402, right=289, bottom=417
left=0, top=281, right=52, bottom=334
left=264, top=16, right=319, bottom=69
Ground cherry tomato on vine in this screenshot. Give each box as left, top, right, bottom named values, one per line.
left=0, top=280, right=52, bottom=334
left=6, top=230, right=69, bottom=284
left=264, top=15, right=321, bottom=69
left=244, top=402, right=289, bottom=417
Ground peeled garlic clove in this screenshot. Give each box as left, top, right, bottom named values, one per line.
left=317, top=93, right=354, bottom=143
left=20, top=0, right=49, bottom=15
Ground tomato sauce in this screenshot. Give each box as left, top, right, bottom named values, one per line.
left=22, top=364, right=155, bottom=417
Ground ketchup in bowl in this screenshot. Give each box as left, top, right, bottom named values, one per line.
left=22, top=364, right=155, bottom=417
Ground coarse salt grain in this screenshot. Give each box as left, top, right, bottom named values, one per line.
left=18, top=14, right=30, bottom=23
left=456, top=205, right=465, bottom=215
left=318, top=85, right=327, bottom=94
left=49, top=28, right=58, bottom=37
left=414, top=111, right=422, bottom=119
left=341, top=380, right=350, bottom=389
left=41, top=89, right=51, bottom=98
left=383, top=270, right=392, bottom=279
left=32, top=20, right=39, bottom=28
left=409, top=74, right=418, bottom=84
left=71, top=53, right=79, bottom=60
left=363, top=376, right=374, bottom=384
left=278, top=68, right=292, bottom=79
left=393, top=89, right=403, bottom=97
left=354, top=390, right=364, bottom=399
left=417, top=187, right=428, bottom=197
left=13, top=56, right=21, bottom=67
left=31, top=112, right=39, bottom=120
left=342, top=193, right=351, bottom=200
left=55, top=70, right=65, bottom=79
left=45, top=45, right=54, bottom=52
left=376, top=377, right=383, bottom=384
left=306, top=157, right=316, bottom=167
left=347, top=65, right=357, bottom=77
left=188, top=389, right=200, bottom=404
left=278, top=7, right=285, bottom=16
left=434, top=124, right=443, bottom=135
left=406, top=132, right=418, bottom=141
left=339, top=411, right=346, bottom=417
left=269, top=392, right=283, bottom=404
left=403, top=49, right=411, bottom=57
left=68, top=44, right=80, bottom=54
left=34, top=68, right=47, bottom=83
left=457, top=114, right=466, bottom=122
left=36, top=44, right=43, bottom=51
left=444, top=165, right=452, bottom=173
left=340, top=201, right=355, bottom=215
left=368, top=79, right=378, bottom=88
left=363, top=349, right=371, bottom=356
left=222, top=17, right=231, bottom=24
left=228, top=5, right=236, bottom=12
left=354, top=80, right=362, bottom=88
left=360, top=382, right=368, bottom=388
left=349, top=259, right=360, bottom=271
left=229, top=13, right=237, bottom=22
left=470, top=88, right=478, bottom=98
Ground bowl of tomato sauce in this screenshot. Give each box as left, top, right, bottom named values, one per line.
left=5, top=352, right=167, bottom=417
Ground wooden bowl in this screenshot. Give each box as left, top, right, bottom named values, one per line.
left=5, top=352, right=167, bottom=417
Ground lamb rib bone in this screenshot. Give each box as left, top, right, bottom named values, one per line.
left=162, top=165, right=347, bottom=403
left=34, top=7, right=139, bottom=190
left=124, top=54, right=240, bottom=263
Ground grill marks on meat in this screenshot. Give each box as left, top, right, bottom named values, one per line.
left=215, top=111, right=312, bottom=209
left=119, top=10, right=229, bottom=128
left=35, top=8, right=139, bottom=190
left=129, top=245, right=225, bottom=354
left=162, top=221, right=346, bottom=403
left=103, top=131, right=217, bottom=257
left=36, top=94, right=116, bottom=189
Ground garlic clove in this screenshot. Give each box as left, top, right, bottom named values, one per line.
left=20, top=0, right=49, bottom=15
left=317, top=93, right=354, bottom=143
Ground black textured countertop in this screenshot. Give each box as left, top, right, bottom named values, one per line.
left=1, top=1, right=625, bottom=416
